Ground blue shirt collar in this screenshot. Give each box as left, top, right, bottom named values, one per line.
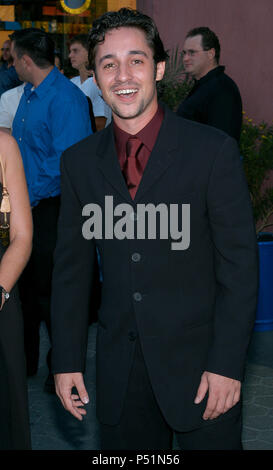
left=24, top=66, right=58, bottom=99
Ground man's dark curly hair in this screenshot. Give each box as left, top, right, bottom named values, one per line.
left=88, top=8, right=169, bottom=72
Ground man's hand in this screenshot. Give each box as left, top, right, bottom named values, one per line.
left=194, top=371, right=241, bottom=420
left=54, top=372, right=89, bottom=421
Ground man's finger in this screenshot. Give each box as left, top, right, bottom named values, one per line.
left=74, top=377, right=89, bottom=405
left=233, top=388, right=241, bottom=406
left=205, top=395, right=226, bottom=420
left=194, top=372, right=209, bottom=404
left=62, top=394, right=85, bottom=421
left=72, top=398, right=87, bottom=409
left=71, top=394, right=80, bottom=400
left=54, top=372, right=89, bottom=420
left=223, top=391, right=235, bottom=413
left=223, top=388, right=240, bottom=413
left=203, top=393, right=218, bottom=420
left=66, top=405, right=84, bottom=421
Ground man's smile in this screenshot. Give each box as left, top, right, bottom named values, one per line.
left=114, top=88, right=138, bottom=95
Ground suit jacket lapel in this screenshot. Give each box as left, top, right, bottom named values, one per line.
left=96, top=123, right=133, bottom=204
left=134, top=106, right=180, bottom=203
left=96, top=106, right=181, bottom=204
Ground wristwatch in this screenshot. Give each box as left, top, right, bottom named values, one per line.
left=0, top=286, right=9, bottom=301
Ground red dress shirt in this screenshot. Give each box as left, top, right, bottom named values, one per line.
left=114, top=105, right=164, bottom=195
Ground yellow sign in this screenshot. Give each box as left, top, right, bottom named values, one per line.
left=0, top=5, right=15, bottom=21
left=107, top=0, right=136, bottom=11
left=60, top=0, right=91, bottom=15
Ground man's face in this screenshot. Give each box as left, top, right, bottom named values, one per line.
left=93, top=27, right=165, bottom=126
left=182, top=35, right=213, bottom=80
left=1, top=40, right=11, bottom=62
left=54, top=55, right=63, bottom=73
left=10, top=42, right=29, bottom=82
left=69, top=42, right=88, bottom=70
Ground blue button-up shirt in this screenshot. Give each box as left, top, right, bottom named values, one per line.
left=13, top=66, right=92, bottom=207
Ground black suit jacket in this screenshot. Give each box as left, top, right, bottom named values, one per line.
left=51, top=105, right=258, bottom=432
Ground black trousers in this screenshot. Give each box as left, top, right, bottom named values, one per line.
left=100, top=339, right=243, bottom=450
left=18, top=196, right=60, bottom=375
left=0, top=341, right=12, bottom=449
left=19, top=195, right=101, bottom=375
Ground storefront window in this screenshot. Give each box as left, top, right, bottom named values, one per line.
left=0, top=0, right=136, bottom=76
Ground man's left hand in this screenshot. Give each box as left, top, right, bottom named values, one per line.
left=194, top=371, right=241, bottom=420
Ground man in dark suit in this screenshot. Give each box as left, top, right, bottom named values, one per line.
left=177, top=27, right=242, bottom=143
left=51, top=8, right=258, bottom=450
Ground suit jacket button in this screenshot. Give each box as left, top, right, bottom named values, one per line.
left=132, top=253, right=141, bottom=262
left=133, top=292, right=142, bottom=301
left=128, top=331, right=137, bottom=341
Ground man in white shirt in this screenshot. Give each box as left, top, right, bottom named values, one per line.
left=69, top=34, right=111, bottom=131
left=0, top=82, right=25, bottom=133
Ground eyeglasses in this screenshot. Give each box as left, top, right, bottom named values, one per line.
left=1, top=48, right=10, bottom=52
left=182, top=48, right=210, bottom=57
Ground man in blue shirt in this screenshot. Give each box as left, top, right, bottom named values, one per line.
left=10, top=28, right=92, bottom=386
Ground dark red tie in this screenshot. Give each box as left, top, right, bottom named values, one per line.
left=123, top=136, right=143, bottom=199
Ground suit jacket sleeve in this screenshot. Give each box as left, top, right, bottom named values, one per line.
left=205, top=136, right=258, bottom=380
left=51, top=152, right=96, bottom=374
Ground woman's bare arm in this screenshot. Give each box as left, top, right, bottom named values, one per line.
left=0, top=132, right=32, bottom=303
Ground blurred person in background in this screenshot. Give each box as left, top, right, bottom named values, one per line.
left=0, top=39, right=22, bottom=97
left=0, top=53, right=62, bottom=134
left=54, top=52, right=64, bottom=74
left=69, top=34, right=111, bottom=131
left=0, top=82, right=25, bottom=134
left=10, top=28, right=92, bottom=393
left=0, top=39, right=13, bottom=69
left=177, top=27, right=242, bottom=143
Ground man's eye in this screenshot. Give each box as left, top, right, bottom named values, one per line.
left=104, top=63, right=115, bottom=69
left=132, top=59, right=143, bottom=64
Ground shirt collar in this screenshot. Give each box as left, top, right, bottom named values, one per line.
left=114, top=104, right=164, bottom=155
left=24, top=66, right=58, bottom=99
left=196, top=65, right=225, bottom=86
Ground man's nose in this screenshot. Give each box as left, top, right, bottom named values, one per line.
left=115, top=62, right=133, bottom=81
left=183, top=52, right=190, bottom=60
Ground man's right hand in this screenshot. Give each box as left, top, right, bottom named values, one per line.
left=54, top=372, right=89, bottom=421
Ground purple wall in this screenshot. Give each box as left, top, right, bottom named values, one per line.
left=137, top=0, right=273, bottom=125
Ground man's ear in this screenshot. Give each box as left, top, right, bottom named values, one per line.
left=156, top=61, right=165, bottom=82
left=208, top=48, right=216, bottom=62
left=22, top=54, right=33, bottom=69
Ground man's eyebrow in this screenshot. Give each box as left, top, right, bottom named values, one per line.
left=128, top=50, right=148, bottom=58
left=98, top=50, right=148, bottom=65
left=98, top=54, right=115, bottom=65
